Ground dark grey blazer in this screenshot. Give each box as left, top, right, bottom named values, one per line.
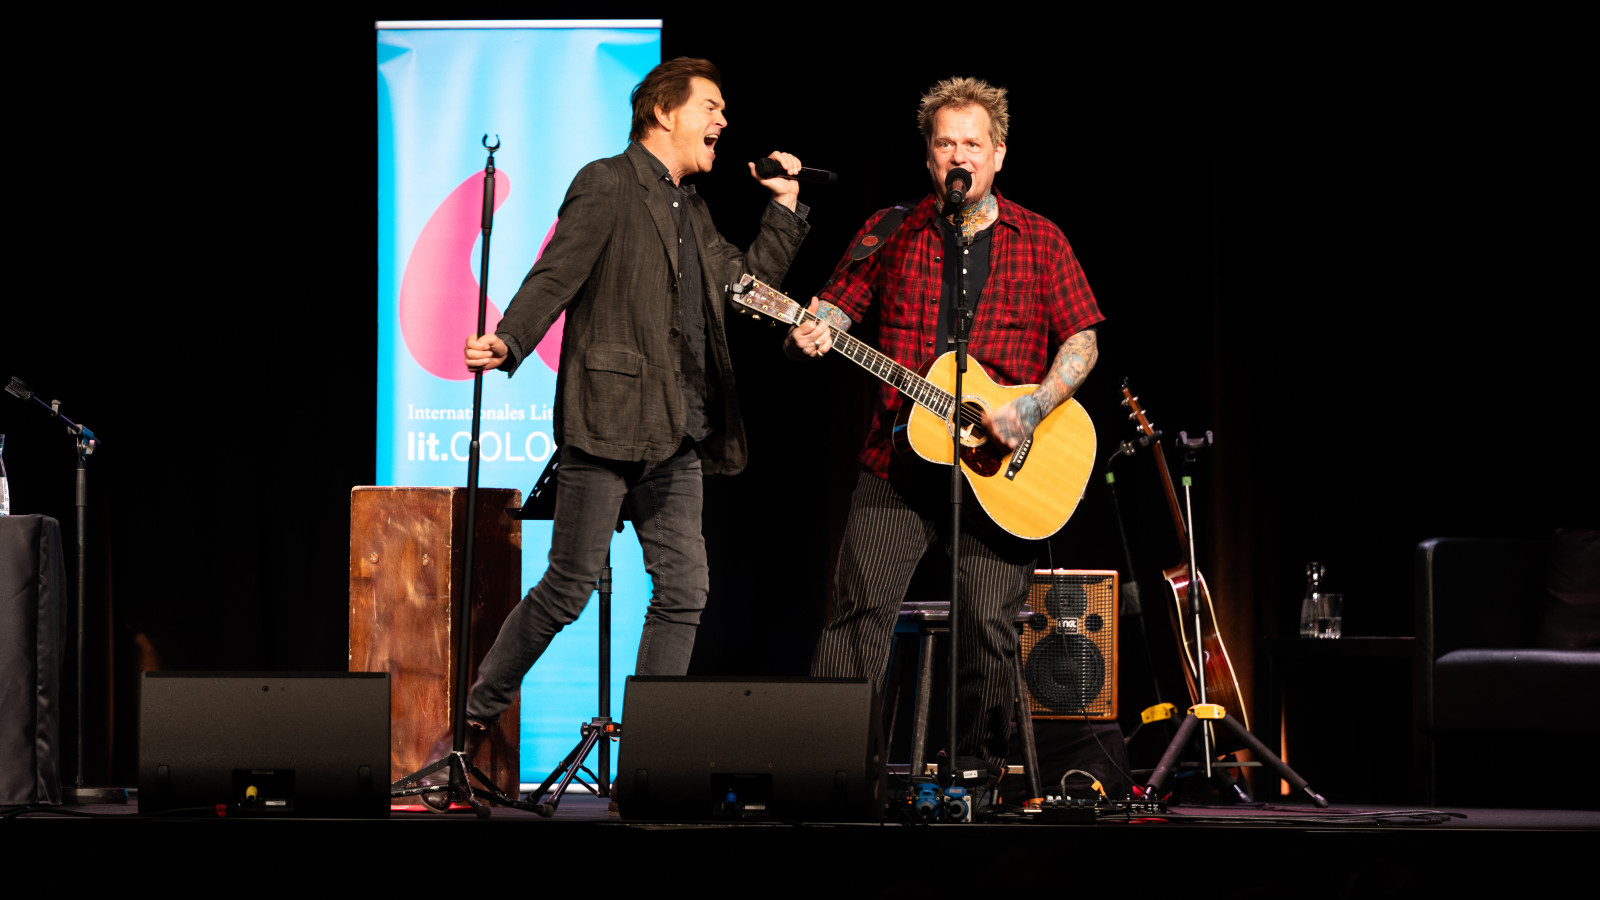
left=495, top=142, right=808, bottom=475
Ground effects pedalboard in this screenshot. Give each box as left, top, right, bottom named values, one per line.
left=1033, top=795, right=1168, bottom=824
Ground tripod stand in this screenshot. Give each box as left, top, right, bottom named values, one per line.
left=1145, top=702, right=1326, bottom=806
left=510, top=451, right=625, bottom=817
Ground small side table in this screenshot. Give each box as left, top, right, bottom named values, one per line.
left=1257, top=635, right=1416, bottom=804
left=0, top=514, right=65, bottom=806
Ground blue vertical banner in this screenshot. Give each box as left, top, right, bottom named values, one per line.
left=377, top=21, right=661, bottom=783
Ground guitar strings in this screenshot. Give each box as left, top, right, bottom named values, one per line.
left=789, top=306, right=987, bottom=429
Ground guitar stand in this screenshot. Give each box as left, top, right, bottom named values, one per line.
left=1140, top=425, right=1325, bottom=808
left=1144, top=703, right=1327, bottom=807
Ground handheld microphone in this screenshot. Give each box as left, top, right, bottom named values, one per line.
left=752, top=158, right=839, bottom=183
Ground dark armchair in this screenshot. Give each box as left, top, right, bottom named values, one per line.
left=1413, top=532, right=1600, bottom=808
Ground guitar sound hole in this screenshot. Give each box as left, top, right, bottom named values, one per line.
left=956, top=397, right=1004, bottom=477
left=954, top=399, right=989, bottom=448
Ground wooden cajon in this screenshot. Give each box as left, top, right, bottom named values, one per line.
left=349, top=486, right=523, bottom=794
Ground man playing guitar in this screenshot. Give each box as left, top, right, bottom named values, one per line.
left=790, top=76, right=1102, bottom=779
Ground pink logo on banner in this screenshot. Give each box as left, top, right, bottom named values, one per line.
left=399, top=172, right=508, bottom=380
left=399, top=172, right=567, bottom=380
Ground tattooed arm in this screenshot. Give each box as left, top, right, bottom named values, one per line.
left=784, top=297, right=854, bottom=360
left=985, top=328, right=1099, bottom=450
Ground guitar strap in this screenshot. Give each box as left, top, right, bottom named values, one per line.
left=823, top=199, right=921, bottom=294
left=847, top=199, right=922, bottom=261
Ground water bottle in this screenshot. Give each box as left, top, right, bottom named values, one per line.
left=0, top=433, right=10, bottom=516
left=1298, top=561, right=1324, bottom=637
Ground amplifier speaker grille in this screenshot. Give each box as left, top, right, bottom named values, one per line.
left=1020, top=569, right=1119, bottom=721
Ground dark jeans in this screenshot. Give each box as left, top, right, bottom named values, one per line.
left=466, top=441, right=708, bottom=726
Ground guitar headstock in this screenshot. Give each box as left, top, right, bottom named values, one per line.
left=1119, top=379, right=1159, bottom=439
left=733, top=274, right=804, bottom=326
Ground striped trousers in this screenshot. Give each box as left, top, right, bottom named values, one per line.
left=811, top=471, right=1037, bottom=771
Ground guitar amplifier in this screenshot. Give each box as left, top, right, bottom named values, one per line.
left=1019, top=569, right=1119, bottom=721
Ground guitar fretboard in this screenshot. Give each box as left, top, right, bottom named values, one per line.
left=741, top=277, right=956, bottom=419
left=806, top=312, right=956, bottom=419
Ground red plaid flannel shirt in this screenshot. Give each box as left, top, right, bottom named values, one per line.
left=820, top=192, right=1104, bottom=479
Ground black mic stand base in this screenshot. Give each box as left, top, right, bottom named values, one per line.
left=63, top=786, right=128, bottom=805
left=1143, top=703, right=1328, bottom=808
left=391, top=751, right=544, bottom=818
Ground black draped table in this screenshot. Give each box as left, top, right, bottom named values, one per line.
left=0, top=514, right=65, bottom=805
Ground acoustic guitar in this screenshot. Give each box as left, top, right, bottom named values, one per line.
left=1119, top=381, right=1249, bottom=733
left=733, top=275, right=1096, bottom=540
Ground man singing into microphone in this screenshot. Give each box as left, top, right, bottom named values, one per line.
left=457, top=57, right=810, bottom=758
left=789, top=76, right=1102, bottom=782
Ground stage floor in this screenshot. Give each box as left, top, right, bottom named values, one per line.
left=9, top=791, right=1595, bottom=895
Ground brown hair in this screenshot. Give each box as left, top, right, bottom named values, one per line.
left=917, top=76, right=1010, bottom=146
left=629, top=57, right=723, bottom=142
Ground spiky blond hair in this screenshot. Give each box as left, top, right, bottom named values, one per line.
left=917, top=76, right=1009, bottom=145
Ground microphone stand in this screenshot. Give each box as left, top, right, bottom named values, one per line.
left=940, top=174, right=971, bottom=804
left=1177, top=433, right=1213, bottom=768
left=1103, top=433, right=1178, bottom=742
left=389, top=136, right=539, bottom=817
left=3, top=377, right=125, bottom=805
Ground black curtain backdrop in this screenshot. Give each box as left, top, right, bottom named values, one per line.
left=2, top=8, right=1589, bottom=784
